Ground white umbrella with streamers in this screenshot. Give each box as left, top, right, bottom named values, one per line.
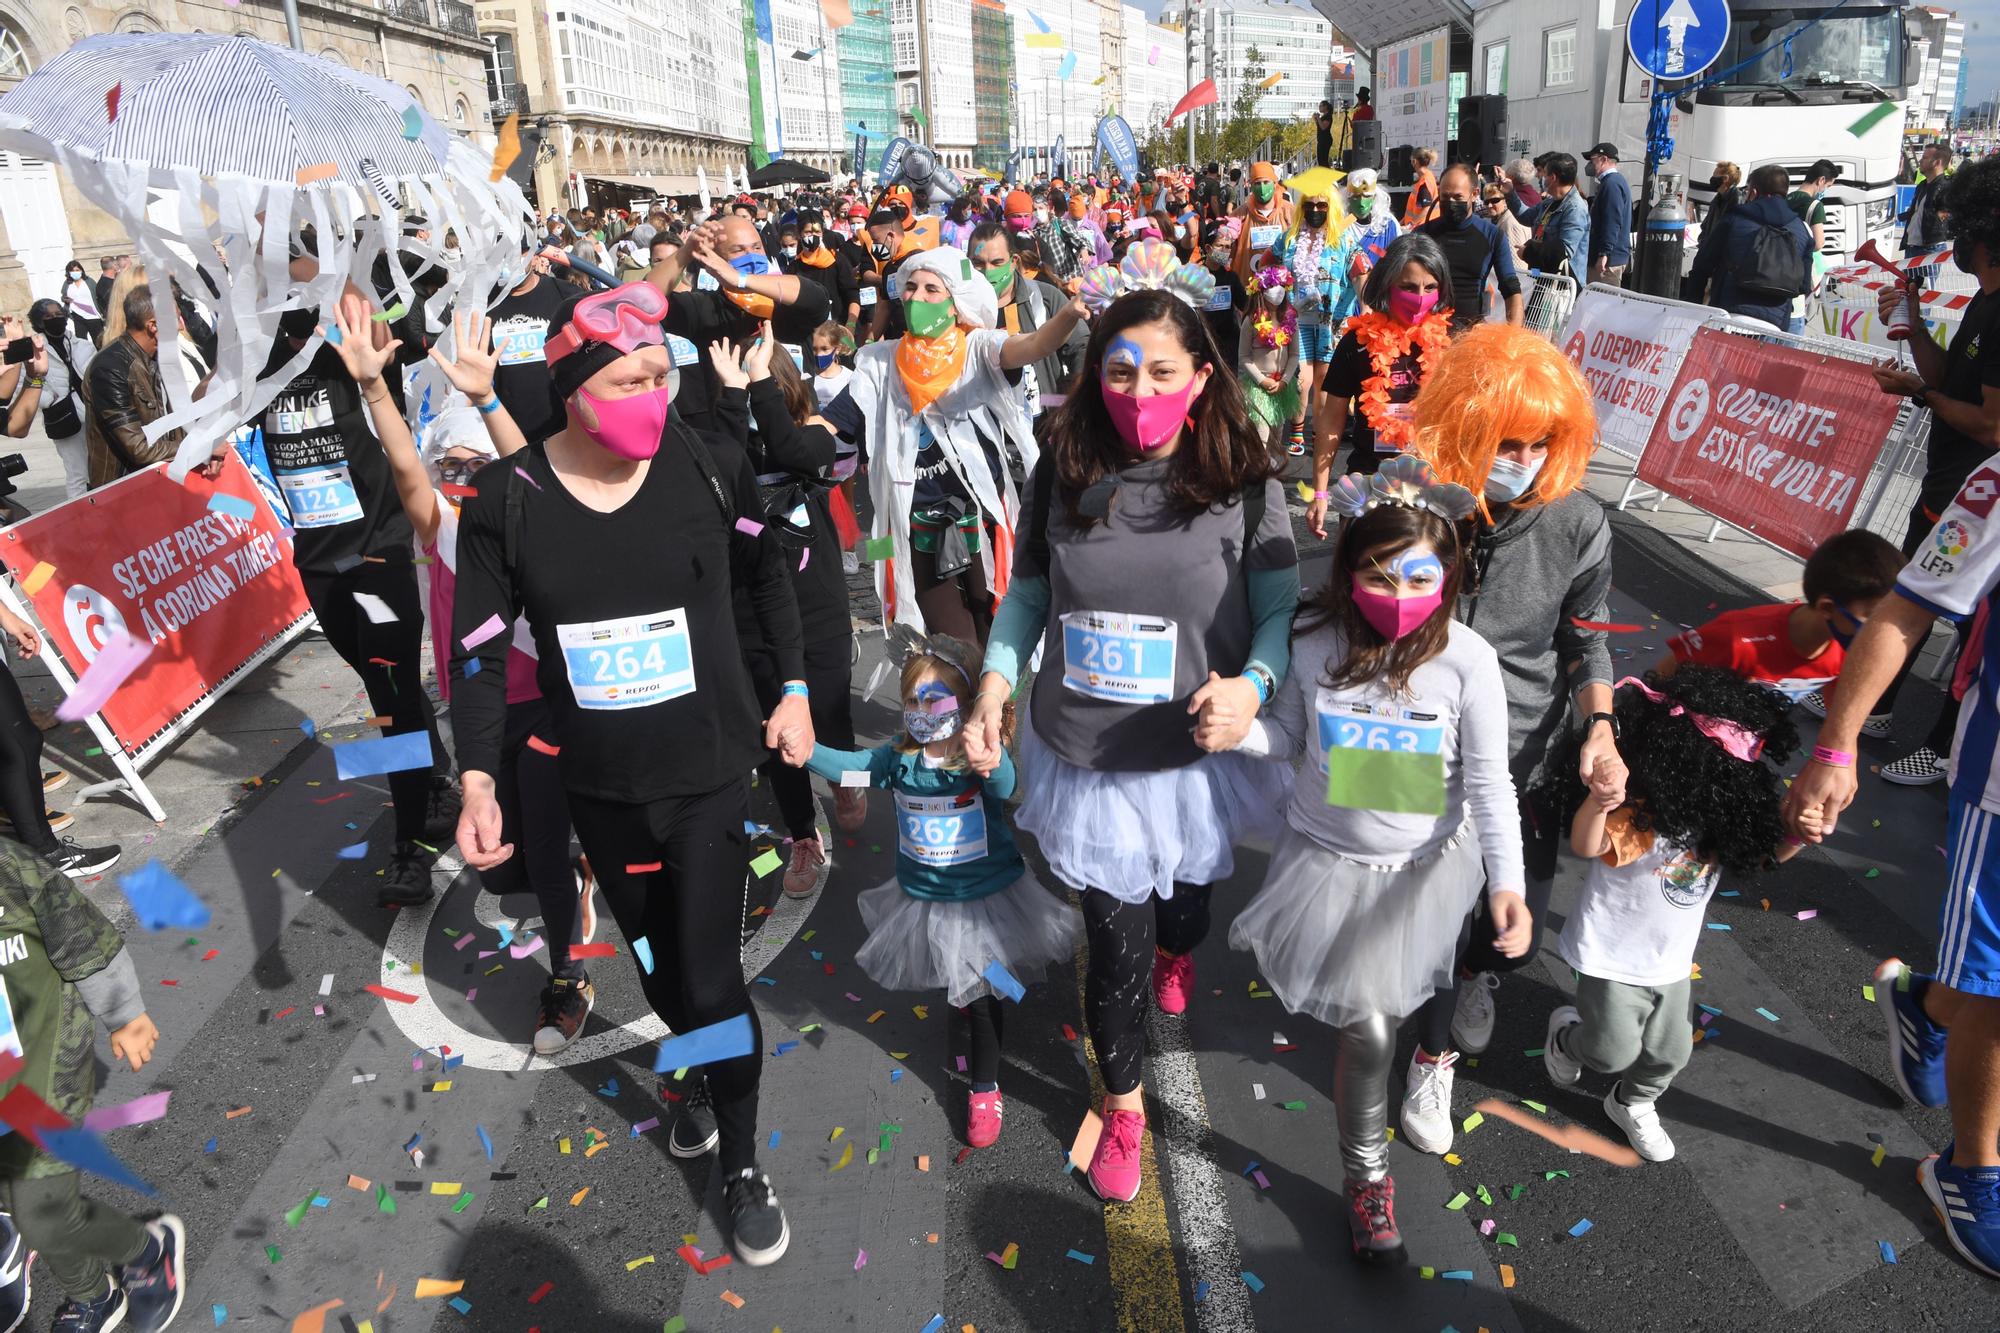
left=0, top=33, right=534, bottom=479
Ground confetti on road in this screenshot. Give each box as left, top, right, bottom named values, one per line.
left=1568, top=1218, right=1593, bottom=1238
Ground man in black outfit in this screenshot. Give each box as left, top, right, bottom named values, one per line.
left=1418, top=163, right=1524, bottom=329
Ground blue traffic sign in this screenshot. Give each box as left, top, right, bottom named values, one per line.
left=1626, top=0, right=1730, bottom=80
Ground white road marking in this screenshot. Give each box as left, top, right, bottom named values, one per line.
left=1148, top=1006, right=1255, bottom=1332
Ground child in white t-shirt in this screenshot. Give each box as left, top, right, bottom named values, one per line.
left=1542, top=666, right=1815, bottom=1162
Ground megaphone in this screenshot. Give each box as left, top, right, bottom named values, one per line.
left=899, top=145, right=961, bottom=205
left=1849, top=238, right=1912, bottom=340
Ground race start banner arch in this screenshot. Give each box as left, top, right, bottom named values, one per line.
left=0, top=453, right=313, bottom=820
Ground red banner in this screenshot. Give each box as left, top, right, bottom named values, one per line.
left=1637, top=328, right=1904, bottom=559
left=0, top=455, right=310, bottom=754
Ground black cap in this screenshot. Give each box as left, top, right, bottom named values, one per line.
left=1582, top=142, right=1619, bottom=161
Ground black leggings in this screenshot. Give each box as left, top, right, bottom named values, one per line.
left=567, top=779, right=763, bottom=1173
left=0, top=664, right=54, bottom=853
left=910, top=527, right=995, bottom=649
left=747, top=637, right=857, bottom=842
left=481, top=697, right=582, bottom=979
left=299, top=562, right=444, bottom=844
left=966, top=996, right=1005, bottom=1086
left=1081, top=884, right=1214, bottom=1096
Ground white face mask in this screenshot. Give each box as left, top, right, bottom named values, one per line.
left=1263, top=286, right=1286, bottom=307
left=1034, top=207, right=1050, bottom=223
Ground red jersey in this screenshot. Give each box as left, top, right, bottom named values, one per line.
left=1667, top=603, right=1842, bottom=701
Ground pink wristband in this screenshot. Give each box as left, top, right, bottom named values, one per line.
left=1811, top=745, right=1855, bottom=768
left=1312, top=489, right=1330, bottom=501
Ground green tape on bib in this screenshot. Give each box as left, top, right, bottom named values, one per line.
left=1325, top=748, right=1446, bottom=817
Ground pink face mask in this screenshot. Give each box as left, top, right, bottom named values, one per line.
left=570, top=385, right=670, bottom=460
left=1388, top=288, right=1440, bottom=325
left=1351, top=579, right=1445, bottom=640
left=1101, top=376, right=1203, bottom=452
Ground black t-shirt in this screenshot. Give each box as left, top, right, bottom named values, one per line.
left=448, top=429, right=804, bottom=802
left=1418, top=216, right=1518, bottom=330
left=486, top=276, right=567, bottom=445
left=666, top=280, right=832, bottom=430
left=910, top=415, right=1006, bottom=514
left=769, top=274, right=832, bottom=363
left=258, top=344, right=414, bottom=574
left=1925, top=291, right=2000, bottom=508
left=1325, top=329, right=1421, bottom=456
left=1201, top=268, right=1245, bottom=363
left=734, top=382, right=849, bottom=647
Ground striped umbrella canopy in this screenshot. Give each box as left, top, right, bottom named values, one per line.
left=0, top=32, right=448, bottom=184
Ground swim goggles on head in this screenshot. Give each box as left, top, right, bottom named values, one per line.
left=544, top=281, right=669, bottom=368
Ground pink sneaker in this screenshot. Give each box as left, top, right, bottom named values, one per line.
left=834, top=786, right=868, bottom=832
left=1088, top=1103, right=1146, bottom=1202
left=782, top=836, right=826, bottom=898
left=1152, top=948, right=1195, bottom=1015
left=967, top=1090, right=1004, bottom=1148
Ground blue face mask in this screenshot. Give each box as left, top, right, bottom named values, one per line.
left=814, top=350, right=836, bottom=370
left=1830, top=600, right=1867, bottom=648
left=729, top=252, right=772, bottom=278
left=1484, top=454, right=1545, bottom=504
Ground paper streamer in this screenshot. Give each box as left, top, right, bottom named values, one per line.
left=332, top=732, right=435, bottom=780
left=651, top=1012, right=755, bottom=1074
left=56, top=628, right=154, bottom=723
left=205, top=492, right=257, bottom=521
left=352, top=592, right=397, bottom=624
left=82, top=1090, right=171, bottom=1133
left=41, top=1127, right=157, bottom=1196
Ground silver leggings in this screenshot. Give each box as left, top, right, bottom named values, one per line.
left=1333, top=1011, right=1399, bottom=1182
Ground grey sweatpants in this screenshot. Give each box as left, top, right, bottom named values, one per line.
left=2, top=1171, right=147, bottom=1299
left=1566, top=973, right=1694, bottom=1104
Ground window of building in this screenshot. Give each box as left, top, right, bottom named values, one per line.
left=0, top=21, right=32, bottom=82
left=1543, top=25, right=1575, bottom=89
left=486, top=33, right=516, bottom=102
left=1483, top=40, right=1507, bottom=95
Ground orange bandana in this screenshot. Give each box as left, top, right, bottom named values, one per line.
left=796, top=245, right=836, bottom=268
left=895, top=325, right=968, bottom=416
left=724, top=287, right=776, bottom=320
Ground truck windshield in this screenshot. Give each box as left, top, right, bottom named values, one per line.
left=1709, top=8, right=1906, bottom=90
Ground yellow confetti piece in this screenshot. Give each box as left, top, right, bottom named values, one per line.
left=559, top=1138, right=571, bottom=1155
left=913, top=1005, right=929, bottom=1020
left=1872, top=1143, right=1886, bottom=1167
left=889, top=1051, right=909, bottom=1060
left=21, top=562, right=54, bottom=595
left=1295, top=481, right=1314, bottom=503
left=867, top=1010, right=886, bottom=1024
left=569, top=1188, right=590, bottom=1206
left=625, top=1255, right=655, bottom=1271
left=431, top=1081, right=452, bottom=1092
left=429, top=1182, right=461, bottom=1195
left=412, top=1278, right=463, bottom=1300
left=832, top=1141, right=854, bottom=1171
left=830, top=1127, right=844, bottom=1140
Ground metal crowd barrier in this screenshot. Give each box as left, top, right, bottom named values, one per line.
left=1521, top=270, right=1578, bottom=338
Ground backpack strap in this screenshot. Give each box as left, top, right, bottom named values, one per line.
left=1025, top=452, right=1056, bottom=572
left=671, top=420, right=737, bottom=526
left=1239, top=477, right=1265, bottom=562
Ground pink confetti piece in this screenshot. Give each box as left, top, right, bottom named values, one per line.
left=854, top=1249, right=868, bottom=1270
left=513, top=465, right=541, bottom=490
left=928, top=694, right=959, bottom=714
left=955, top=1056, right=967, bottom=1073
left=465, top=988, right=477, bottom=1001
left=1251, top=1169, right=1270, bottom=1190
left=1795, top=909, right=1818, bottom=921
left=477, top=950, right=497, bottom=960
left=509, top=935, right=546, bottom=960
left=460, top=614, right=506, bottom=651
left=798, top=548, right=810, bottom=571
left=56, top=628, right=154, bottom=722
left=845, top=992, right=862, bottom=1002
left=453, top=934, right=475, bottom=952
left=1479, top=1218, right=1497, bottom=1236
left=82, top=1091, right=170, bottom=1132
left=734, top=517, right=765, bottom=538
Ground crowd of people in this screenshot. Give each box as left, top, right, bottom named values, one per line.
left=0, top=138, right=1991, bottom=1328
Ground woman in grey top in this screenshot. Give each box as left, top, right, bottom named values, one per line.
left=18, top=301, right=94, bottom=500
left=962, top=287, right=1299, bottom=1204
left=1397, top=322, right=1627, bottom=1156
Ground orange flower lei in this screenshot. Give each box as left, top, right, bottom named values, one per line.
left=1345, top=310, right=1452, bottom=450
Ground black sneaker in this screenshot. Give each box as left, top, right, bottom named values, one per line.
left=724, top=1167, right=790, bottom=1266
left=118, top=1213, right=185, bottom=1333
left=664, top=1075, right=719, bottom=1158
left=423, top=777, right=462, bottom=846
left=0, top=1210, right=31, bottom=1333
left=532, top=977, right=594, bottom=1056
left=51, top=1278, right=125, bottom=1333
left=46, top=839, right=120, bottom=880
left=378, top=841, right=433, bottom=907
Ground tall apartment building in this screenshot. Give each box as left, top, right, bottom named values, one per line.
left=892, top=0, right=979, bottom=170
left=768, top=0, right=847, bottom=173
left=1006, top=0, right=1105, bottom=178
left=1168, top=0, right=1332, bottom=129
left=838, top=3, right=896, bottom=173
left=1909, top=7, right=1964, bottom=134
left=970, top=0, right=1017, bottom=174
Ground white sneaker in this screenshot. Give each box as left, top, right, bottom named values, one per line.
left=1602, top=1084, right=1675, bottom=1162
left=1543, top=1006, right=1582, bottom=1087
left=1450, top=972, right=1500, bottom=1054
left=1398, top=1050, right=1458, bottom=1155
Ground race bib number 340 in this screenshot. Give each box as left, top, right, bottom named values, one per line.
left=1060, top=611, right=1177, bottom=704
left=557, top=609, right=696, bottom=710
left=895, top=792, right=989, bottom=867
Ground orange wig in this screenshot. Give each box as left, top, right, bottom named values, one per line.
left=1408, top=323, right=1596, bottom=517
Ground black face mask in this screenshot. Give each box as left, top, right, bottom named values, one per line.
left=801, top=234, right=821, bottom=251
left=1708, top=178, right=1724, bottom=191
left=35, top=314, right=66, bottom=341
left=1305, top=207, right=1329, bottom=226
left=871, top=241, right=892, bottom=259
left=1441, top=198, right=1472, bottom=225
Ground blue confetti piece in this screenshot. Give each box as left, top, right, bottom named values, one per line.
left=633, top=937, right=654, bottom=974
left=1756, top=1007, right=1781, bottom=1022
left=1706, top=922, right=1733, bottom=931
left=1193, top=1280, right=1210, bottom=1303
left=206, top=492, right=257, bottom=522
left=598, top=1077, right=620, bottom=1097
left=116, top=861, right=211, bottom=931
left=1697, top=1003, right=1723, bottom=1016
left=755, top=976, right=778, bottom=985
left=323, top=323, right=341, bottom=346
left=204, top=1137, right=217, bottom=1154
left=448, top=1295, right=472, bottom=1314
left=1718, top=890, right=1741, bottom=897
left=652, top=1012, right=755, bottom=1074
left=336, top=841, right=368, bottom=860
left=774, top=1041, right=799, bottom=1055
left=921, top=1318, right=946, bottom=1333
left=1879, top=1239, right=1897, bottom=1263
left=404, top=1133, right=422, bottom=1152
left=769, top=1130, right=782, bottom=1148
left=810, top=950, right=824, bottom=961
left=1441, top=1269, right=1475, bottom=1280
left=983, top=960, right=1026, bottom=1002
left=1241, top=1271, right=1265, bottom=1293
left=310, top=1195, right=330, bottom=1208
left=331, top=731, right=434, bottom=780
left=1066, top=1248, right=1095, bottom=1264
left=478, top=1123, right=495, bottom=1161
left=463, top=658, right=481, bottom=677
left=299, top=718, right=315, bottom=739
left=442, top=1054, right=462, bottom=1071
left=212, top=1305, right=227, bottom=1327
left=890, top=1069, right=902, bottom=1082
left=1241, top=1159, right=1260, bottom=1176
left=1568, top=1218, right=1593, bottom=1237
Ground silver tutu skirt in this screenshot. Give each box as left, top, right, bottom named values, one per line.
left=855, top=870, right=1082, bottom=1008
left=1016, top=720, right=1287, bottom=905
left=1227, top=822, right=1483, bottom=1029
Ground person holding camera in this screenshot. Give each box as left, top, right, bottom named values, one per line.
left=7, top=301, right=95, bottom=500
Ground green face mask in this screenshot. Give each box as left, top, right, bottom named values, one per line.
left=980, top=261, right=1015, bottom=297
left=1351, top=195, right=1373, bottom=220
left=905, top=296, right=955, bottom=338
left=1254, top=181, right=1275, bottom=204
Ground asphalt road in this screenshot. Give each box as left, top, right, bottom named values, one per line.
left=26, top=473, right=1997, bottom=1333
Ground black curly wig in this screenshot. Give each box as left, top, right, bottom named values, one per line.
left=1537, top=665, right=1800, bottom=876
left=1944, top=154, right=2000, bottom=266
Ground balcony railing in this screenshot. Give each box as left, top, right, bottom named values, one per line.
left=378, top=0, right=430, bottom=24
left=437, top=0, right=478, bottom=38
left=489, top=82, right=532, bottom=123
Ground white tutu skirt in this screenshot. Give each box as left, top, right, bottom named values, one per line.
left=1228, top=822, right=1484, bottom=1029
left=855, top=871, right=1082, bottom=1008
left=1016, top=719, right=1287, bottom=904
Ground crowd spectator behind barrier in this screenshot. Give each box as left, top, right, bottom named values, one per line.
left=1686, top=163, right=1813, bottom=328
